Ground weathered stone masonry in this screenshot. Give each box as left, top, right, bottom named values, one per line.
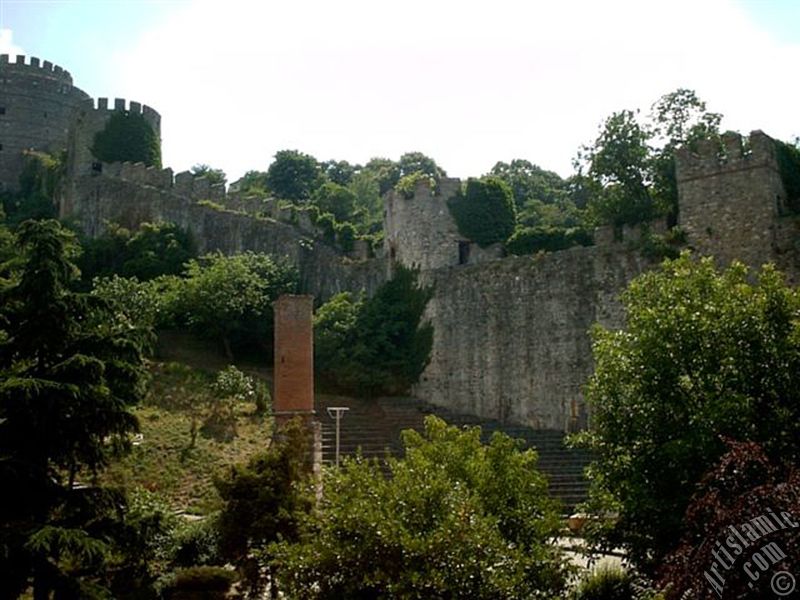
left=3, top=53, right=798, bottom=432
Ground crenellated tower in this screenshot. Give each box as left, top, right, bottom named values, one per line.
left=0, top=54, right=91, bottom=190
left=675, top=130, right=787, bottom=269
left=66, top=96, right=161, bottom=179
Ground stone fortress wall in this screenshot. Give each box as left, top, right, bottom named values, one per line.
left=0, top=54, right=90, bottom=191
left=2, top=54, right=798, bottom=431
left=385, top=130, right=798, bottom=430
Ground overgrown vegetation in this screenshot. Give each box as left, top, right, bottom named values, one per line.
left=2, top=150, right=63, bottom=223
left=448, top=176, right=516, bottom=247
left=78, top=221, right=196, bottom=285
left=92, top=110, right=162, bottom=167
left=506, top=225, right=592, bottom=255
left=271, top=416, right=568, bottom=599
left=775, top=138, right=800, bottom=213
left=314, top=265, right=433, bottom=397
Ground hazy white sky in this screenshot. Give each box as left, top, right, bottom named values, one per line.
left=1, top=0, right=799, bottom=181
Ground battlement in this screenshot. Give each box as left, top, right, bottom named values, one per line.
left=81, top=97, right=161, bottom=129
left=99, top=161, right=174, bottom=189
left=0, top=54, right=73, bottom=83
left=675, top=130, right=778, bottom=182
left=174, top=170, right=225, bottom=202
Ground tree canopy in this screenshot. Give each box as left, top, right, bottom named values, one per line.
left=314, top=266, right=433, bottom=397
left=173, top=252, right=299, bottom=359
left=448, top=177, right=516, bottom=247
left=0, top=220, right=149, bottom=597
left=265, top=150, right=323, bottom=201
left=576, top=89, right=721, bottom=226
left=579, top=253, right=800, bottom=571
left=272, top=416, right=567, bottom=599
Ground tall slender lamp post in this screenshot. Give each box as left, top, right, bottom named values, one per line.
left=326, top=407, right=349, bottom=466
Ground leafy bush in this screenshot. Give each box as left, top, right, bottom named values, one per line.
left=577, top=253, right=800, bottom=571
left=571, top=564, right=636, bottom=600
left=638, top=226, right=686, bottom=261
left=395, top=171, right=436, bottom=199
left=2, top=151, right=63, bottom=223
left=506, top=225, right=592, bottom=255
left=211, top=365, right=255, bottom=402
left=215, top=418, right=314, bottom=595
left=448, top=176, right=516, bottom=247
left=659, top=439, right=800, bottom=599
left=315, top=212, right=336, bottom=244
left=335, top=220, right=356, bottom=252
left=171, top=517, right=221, bottom=568
left=92, top=110, right=161, bottom=167
left=163, top=566, right=237, bottom=599
left=78, top=221, right=196, bottom=285
left=272, top=416, right=568, bottom=599
left=314, top=266, right=433, bottom=397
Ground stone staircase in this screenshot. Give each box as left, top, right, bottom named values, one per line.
left=316, top=395, right=592, bottom=513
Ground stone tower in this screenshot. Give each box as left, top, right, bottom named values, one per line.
left=66, top=96, right=161, bottom=179
left=676, top=130, right=787, bottom=269
left=0, top=54, right=90, bottom=191
left=383, top=177, right=464, bottom=274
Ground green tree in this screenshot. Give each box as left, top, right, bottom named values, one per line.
left=92, top=111, right=161, bottom=167
left=0, top=220, right=149, bottom=598
left=215, top=419, right=313, bottom=597
left=489, top=159, right=568, bottom=208
left=190, top=164, right=227, bottom=187
left=173, top=252, right=298, bottom=359
left=579, top=109, right=654, bottom=226
left=448, top=176, right=516, bottom=246
left=272, top=416, right=567, bottom=599
left=347, top=170, right=383, bottom=229
left=265, top=150, right=323, bottom=201
left=314, top=266, right=433, bottom=397
left=361, top=157, right=401, bottom=195
left=234, top=170, right=269, bottom=196
left=311, top=181, right=357, bottom=223
left=397, top=151, right=446, bottom=179
left=647, top=89, right=721, bottom=218
left=576, top=90, right=721, bottom=226
left=578, top=253, right=800, bottom=572
left=321, top=159, right=357, bottom=186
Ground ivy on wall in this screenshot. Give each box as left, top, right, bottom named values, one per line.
left=92, top=111, right=161, bottom=168
left=775, top=139, right=800, bottom=213
left=447, top=177, right=516, bottom=247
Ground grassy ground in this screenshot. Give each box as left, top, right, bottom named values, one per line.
left=101, top=359, right=274, bottom=516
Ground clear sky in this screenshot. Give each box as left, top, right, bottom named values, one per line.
left=1, top=0, right=798, bottom=182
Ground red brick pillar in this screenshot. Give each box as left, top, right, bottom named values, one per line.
left=273, top=294, right=315, bottom=423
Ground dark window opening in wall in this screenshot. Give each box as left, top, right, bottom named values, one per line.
left=0, top=107, right=6, bottom=115
left=458, top=241, right=470, bottom=265
left=43, top=112, right=47, bottom=118
left=91, top=162, right=102, bottom=174
left=0, top=144, right=4, bottom=151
